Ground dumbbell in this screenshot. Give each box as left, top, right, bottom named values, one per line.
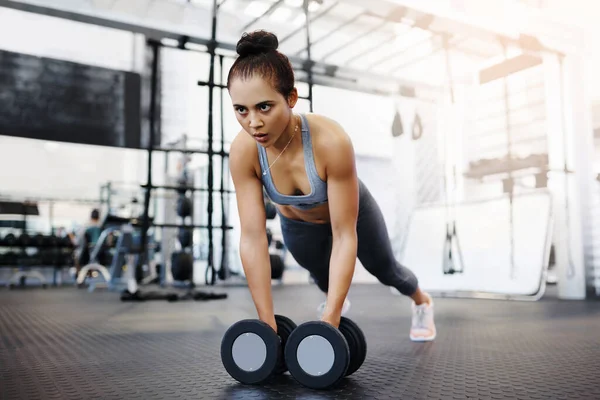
left=284, top=317, right=367, bottom=390
left=221, top=314, right=297, bottom=384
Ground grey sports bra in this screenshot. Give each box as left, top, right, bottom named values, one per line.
left=257, top=114, right=328, bottom=210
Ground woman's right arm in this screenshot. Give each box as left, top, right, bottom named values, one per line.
left=229, top=135, right=277, bottom=332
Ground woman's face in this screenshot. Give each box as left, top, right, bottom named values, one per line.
left=229, top=75, right=297, bottom=147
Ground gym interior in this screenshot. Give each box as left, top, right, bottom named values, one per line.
left=1, top=0, right=600, bottom=399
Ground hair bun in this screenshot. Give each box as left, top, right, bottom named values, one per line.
left=236, top=30, right=279, bottom=57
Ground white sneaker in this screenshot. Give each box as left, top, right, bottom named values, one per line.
left=410, top=293, right=436, bottom=342
left=317, top=297, right=351, bottom=318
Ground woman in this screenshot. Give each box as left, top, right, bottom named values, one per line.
left=227, top=30, right=436, bottom=342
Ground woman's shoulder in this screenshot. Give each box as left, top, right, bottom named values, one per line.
left=304, top=112, right=353, bottom=150
left=230, top=129, right=258, bottom=155
left=229, top=130, right=259, bottom=173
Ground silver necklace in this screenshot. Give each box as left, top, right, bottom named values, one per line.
left=263, top=116, right=299, bottom=176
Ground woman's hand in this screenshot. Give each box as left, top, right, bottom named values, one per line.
left=320, top=310, right=341, bottom=329
left=262, top=315, right=278, bottom=333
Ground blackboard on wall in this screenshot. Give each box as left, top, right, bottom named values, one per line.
left=0, top=49, right=149, bottom=149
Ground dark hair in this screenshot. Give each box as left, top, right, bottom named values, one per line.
left=227, top=30, right=295, bottom=99
left=91, top=209, right=100, bottom=220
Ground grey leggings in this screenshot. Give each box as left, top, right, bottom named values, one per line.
left=278, top=179, right=419, bottom=296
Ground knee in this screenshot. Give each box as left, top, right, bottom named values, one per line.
left=362, top=253, right=398, bottom=280
left=376, top=268, right=400, bottom=287
left=371, top=260, right=418, bottom=288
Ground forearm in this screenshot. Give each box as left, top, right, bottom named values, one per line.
left=239, top=234, right=275, bottom=324
left=324, top=231, right=357, bottom=317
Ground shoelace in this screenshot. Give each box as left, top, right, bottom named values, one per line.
left=413, top=306, right=428, bottom=329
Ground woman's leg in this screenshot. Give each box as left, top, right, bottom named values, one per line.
left=355, top=180, right=419, bottom=296
left=355, top=180, right=436, bottom=341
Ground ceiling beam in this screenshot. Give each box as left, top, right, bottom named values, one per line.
left=0, top=0, right=443, bottom=98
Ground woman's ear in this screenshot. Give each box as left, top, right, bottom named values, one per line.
left=287, top=87, right=299, bottom=108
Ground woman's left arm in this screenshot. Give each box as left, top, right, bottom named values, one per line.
left=321, top=123, right=359, bottom=328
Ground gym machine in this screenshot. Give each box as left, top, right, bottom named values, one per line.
left=76, top=214, right=159, bottom=292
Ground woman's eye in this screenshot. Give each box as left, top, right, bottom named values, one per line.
left=236, top=107, right=247, bottom=114
left=259, top=104, right=271, bottom=112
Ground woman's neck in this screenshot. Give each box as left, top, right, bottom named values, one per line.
left=271, top=114, right=300, bottom=152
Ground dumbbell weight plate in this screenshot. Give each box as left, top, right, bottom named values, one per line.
left=220, top=319, right=280, bottom=385
left=273, top=314, right=297, bottom=375
left=285, top=321, right=350, bottom=390
left=33, top=234, right=45, bottom=247
left=338, top=317, right=367, bottom=376
left=4, top=233, right=16, bottom=246
left=351, top=319, right=367, bottom=373
left=270, top=254, right=285, bottom=280
left=19, top=234, right=31, bottom=247
left=45, top=235, right=58, bottom=247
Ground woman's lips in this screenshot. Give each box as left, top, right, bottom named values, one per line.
left=253, top=133, right=268, bottom=143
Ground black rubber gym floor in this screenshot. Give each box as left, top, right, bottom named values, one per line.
left=1, top=284, right=599, bottom=400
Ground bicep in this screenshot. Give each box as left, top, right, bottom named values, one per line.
left=235, top=178, right=268, bottom=237
left=326, top=133, right=359, bottom=235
